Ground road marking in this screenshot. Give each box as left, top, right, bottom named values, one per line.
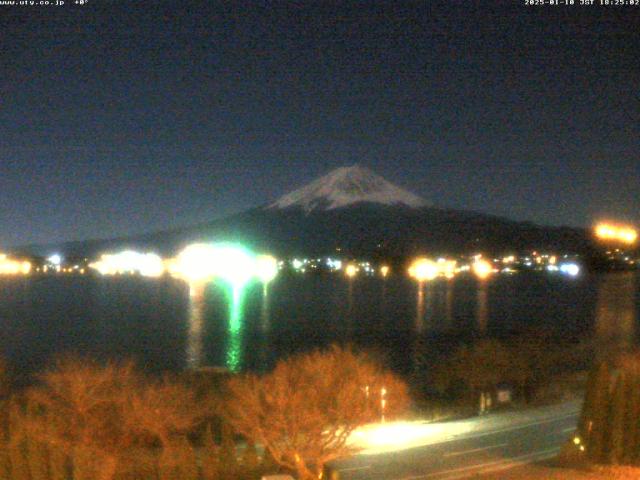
left=469, top=447, right=561, bottom=480
left=562, top=426, right=576, bottom=434
left=337, top=465, right=371, bottom=473
left=400, top=447, right=560, bottom=480
left=445, top=411, right=578, bottom=443
left=443, top=443, right=507, bottom=458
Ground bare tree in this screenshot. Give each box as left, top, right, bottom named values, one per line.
left=434, top=339, right=518, bottom=404
left=25, top=358, right=138, bottom=480
left=0, top=358, right=8, bottom=399
left=25, top=357, right=205, bottom=480
left=222, top=345, right=410, bottom=480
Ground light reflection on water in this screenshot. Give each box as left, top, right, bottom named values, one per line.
left=476, top=281, right=489, bottom=334
left=445, top=280, right=454, bottom=330
left=144, top=273, right=637, bottom=375
left=182, top=272, right=639, bottom=375
left=0, top=272, right=637, bottom=380
left=186, top=281, right=250, bottom=372
left=186, top=283, right=205, bottom=369
left=261, top=284, right=271, bottom=332
left=225, top=286, right=244, bottom=372
left=415, top=283, right=425, bottom=332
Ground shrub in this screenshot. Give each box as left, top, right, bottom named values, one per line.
left=222, top=345, right=410, bottom=480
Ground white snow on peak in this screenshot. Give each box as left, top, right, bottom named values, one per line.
left=269, top=165, right=428, bottom=212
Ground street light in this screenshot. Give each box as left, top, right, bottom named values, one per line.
left=472, top=258, right=493, bottom=280
left=408, top=258, right=438, bottom=282
left=595, top=222, right=638, bottom=245
left=345, top=264, right=359, bottom=278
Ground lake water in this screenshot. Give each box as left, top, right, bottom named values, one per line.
left=0, top=272, right=637, bottom=381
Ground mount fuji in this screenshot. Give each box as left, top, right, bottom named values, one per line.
left=19, top=166, right=593, bottom=259
left=269, top=165, right=428, bottom=212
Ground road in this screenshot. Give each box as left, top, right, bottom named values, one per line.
left=332, top=401, right=581, bottom=480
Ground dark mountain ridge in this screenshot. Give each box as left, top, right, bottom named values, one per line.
left=13, top=166, right=598, bottom=260
left=16, top=203, right=592, bottom=260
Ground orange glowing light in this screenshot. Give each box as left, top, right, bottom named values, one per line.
left=408, top=258, right=438, bottom=282
left=345, top=264, right=359, bottom=278
left=0, top=254, right=32, bottom=276
left=595, top=223, right=637, bottom=245
left=472, top=259, right=493, bottom=280
left=437, top=258, right=457, bottom=279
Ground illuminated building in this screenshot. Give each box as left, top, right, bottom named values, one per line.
left=408, top=258, right=438, bottom=282
left=0, top=254, right=31, bottom=275
left=472, top=258, right=493, bottom=280
left=345, top=264, right=359, bottom=278
left=90, top=250, right=165, bottom=277
left=595, top=223, right=638, bottom=245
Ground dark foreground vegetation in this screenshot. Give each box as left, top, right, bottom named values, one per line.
left=416, top=328, right=592, bottom=419
left=0, top=330, right=600, bottom=480
left=574, top=353, right=640, bottom=466
left=0, top=347, right=409, bottom=480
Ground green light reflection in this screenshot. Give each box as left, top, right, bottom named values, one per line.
left=225, top=284, right=246, bottom=372
left=261, top=283, right=270, bottom=331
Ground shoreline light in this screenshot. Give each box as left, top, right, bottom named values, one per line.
left=595, top=223, right=637, bottom=245
left=169, top=243, right=279, bottom=287
left=90, top=250, right=165, bottom=277
left=436, top=258, right=457, bottom=279
left=472, top=258, right=493, bottom=280
left=408, top=258, right=438, bottom=282
left=47, top=254, right=62, bottom=266
left=255, top=254, right=279, bottom=284
left=169, top=243, right=218, bottom=282
left=345, top=264, right=359, bottom=278
left=212, top=245, right=256, bottom=288
left=559, top=263, right=580, bottom=277
left=0, top=254, right=31, bottom=275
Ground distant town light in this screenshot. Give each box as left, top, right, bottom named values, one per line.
left=255, top=254, right=278, bottom=284
left=408, top=258, right=438, bottom=282
left=380, top=265, right=390, bottom=278
left=595, top=222, right=638, bottom=245
left=169, top=243, right=281, bottom=287
left=90, top=250, right=165, bottom=277
left=0, top=254, right=32, bottom=276
left=170, top=243, right=218, bottom=281
left=345, top=264, right=359, bottom=278
left=438, top=259, right=457, bottom=279
left=472, top=259, right=493, bottom=280
left=326, top=258, right=342, bottom=271
left=210, top=245, right=255, bottom=288
left=47, top=254, right=62, bottom=266
left=559, top=263, right=580, bottom=277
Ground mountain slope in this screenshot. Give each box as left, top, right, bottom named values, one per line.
left=269, top=165, right=428, bottom=212
left=16, top=166, right=595, bottom=259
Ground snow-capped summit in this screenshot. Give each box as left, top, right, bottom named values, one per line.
left=269, top=165, right=428, bottom=212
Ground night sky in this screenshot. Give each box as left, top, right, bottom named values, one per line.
left=1, top=1, right=638, bottom=246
